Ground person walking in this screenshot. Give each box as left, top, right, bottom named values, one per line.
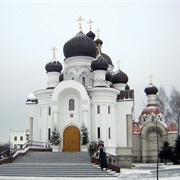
left=98, top=148, right=108, bottom=170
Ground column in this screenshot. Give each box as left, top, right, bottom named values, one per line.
left=29, top=117, right=33, bottom=141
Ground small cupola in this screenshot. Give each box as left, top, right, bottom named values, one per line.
left=45, top=47, right=62, bottom=73
left=45, top=47, right=62, bottom=89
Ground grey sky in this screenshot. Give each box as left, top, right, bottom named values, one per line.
left=0, top=0, right=180, bottom=143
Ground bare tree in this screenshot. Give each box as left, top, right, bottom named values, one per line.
left=169, top=87, right=180, bottom=124
left=156, top=86, right=171, bottom=122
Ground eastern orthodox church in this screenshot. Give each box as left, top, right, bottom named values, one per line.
left=26, top=18, right=134, bottom=167
left=26, top=17, right=177, bottom=167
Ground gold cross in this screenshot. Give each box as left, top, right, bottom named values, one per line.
left=76, top=16, right=84, bottom=30
left=95, top=28, right=101, bottom=39
left=149, top=74, right=153, bottom=83
left=51, top=46, right=57, bottom=59
left=87, top=19, right=94, bottom=31
left=117, top=60, right=121, bottom=70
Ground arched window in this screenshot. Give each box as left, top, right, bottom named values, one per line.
left=98, top=127, right=100, bottom=139
left=82, top=77, right=85, bottom=86
left=108, top=106, right=110, bottom=114
left=48, top=128, right=51, bottom=140
left=69, top=99, right=75, bottom=111
left=97, top=105, right=100, bottom=114
left=48, top=107, right=51, bottom=115
left=108, top=127, right=111, bottom=139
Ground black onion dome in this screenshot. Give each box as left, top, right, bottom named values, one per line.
left=106, top=71, right=112, bottom=81
left=125, top=84, right=130, bottom=90
left=45, top=60, right=62, bottom=73
left=101, top=53, right=113, bottom=66
left=112, top=69, right=128, bottom=84
left=63, top=31, right=97, bottom=59
left=95, top=38, right=103, bottom=46
left=86, top=31, right=95, bottom=40
left=91, top=55, right=108, bottom=71
left=26, top=93, right=38, bottom=104
left=144, top=83, right=158, bottom=95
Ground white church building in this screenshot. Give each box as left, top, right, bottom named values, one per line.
left=26, top=21, right=134, bottom=167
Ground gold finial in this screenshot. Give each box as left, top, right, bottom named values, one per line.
left=51, top=46, right=57, bottom=59
left=95, top=28, right=101, bottom=39
left=76, top=16, right=84, bottom=30
left=117, top=60, right=121, bottom=70
left=97, top=44, right=101, bottom=56
left=149, top=74, right=153, bottom=83
left=87, top=19, right=94, bottom=31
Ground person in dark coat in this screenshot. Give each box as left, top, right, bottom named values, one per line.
left=98, top=148, right=108, bottom=170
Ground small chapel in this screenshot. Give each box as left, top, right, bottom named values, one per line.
left=132, top=80, right=177, bottom=163
left=26, top=17, right=134, bottom=167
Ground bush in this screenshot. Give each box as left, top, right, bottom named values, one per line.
left=49, top=127, right=61, bottom=146
left=173, top=135, right=180, bottom=164
left=159, top=141, right=173, bottom=164
left=80, top=123, right=89, bottom=145
left=87, top=141, right=98, bottom=157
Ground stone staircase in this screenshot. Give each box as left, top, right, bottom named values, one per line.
left=0, top=151, right=119, bottom=177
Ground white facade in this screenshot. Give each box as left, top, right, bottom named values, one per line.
left=10, top=131, right=29, bottom=149
left=26, top=29, right=134, bottom=163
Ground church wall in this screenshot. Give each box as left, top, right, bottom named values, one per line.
left=132, top=133, right=141, bottom=162
left=33, top=89, right=53, bottom=143
left=88, top=87, right=119, bottom=154
left=51, top=80, right=90, bottom=149
left=64, top=56, right=94, bottom=87
left=116, top=100, right=133, bottom=147
left=167, top=132, right=177, bottom=146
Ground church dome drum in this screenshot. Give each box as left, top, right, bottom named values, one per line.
left=45, top=61, right=62, bottom=73
left=144, top=83, right=158, bottom=95
left=91, top=55, right=108, bottom=71
left=112, top=69, right=128, bottom=84
left=63, top=31, right=97, bottom=59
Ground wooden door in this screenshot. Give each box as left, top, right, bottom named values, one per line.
left=63, top=126, right=80, bottom=152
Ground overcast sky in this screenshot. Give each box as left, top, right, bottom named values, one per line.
left=0, top=0, right=180, bottom=143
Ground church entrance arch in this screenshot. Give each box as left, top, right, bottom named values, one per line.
left=63, top=126, right=80, bottom=152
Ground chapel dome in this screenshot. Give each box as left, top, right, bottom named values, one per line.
left=95, top=38, right=113, bottom=66
left=101, top=53, right=113, bottom=66
left=45, top=60, right=62, bottom=73
left=144, top=83, right=158, bottom=95
left=112, top=69, right=128, bottom=84
left=86, top=31, right=95, bottom=40
left=91, top=55, right=108, bottom=71
left=26, top=93, right=38, bottom=104
left=63, top=31, right=97, bottom=59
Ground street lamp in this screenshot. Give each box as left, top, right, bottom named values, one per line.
left=151, top=111, right=159, bottom=180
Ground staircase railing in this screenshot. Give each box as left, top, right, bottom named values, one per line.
left=0, top=140, right=51, bottom=164
left=91, top=152, right=121, bottom=173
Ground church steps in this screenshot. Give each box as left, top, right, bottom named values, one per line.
left=0, top=151, right=118, bottom=178
left=0, top=164, right=116, bottom=177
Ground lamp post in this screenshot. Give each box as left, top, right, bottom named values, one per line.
left=156, top=115, right=159, bottom=180
left=178, top=108, right=180, bottom=135
left=151, top=112, right=159, bottom=180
